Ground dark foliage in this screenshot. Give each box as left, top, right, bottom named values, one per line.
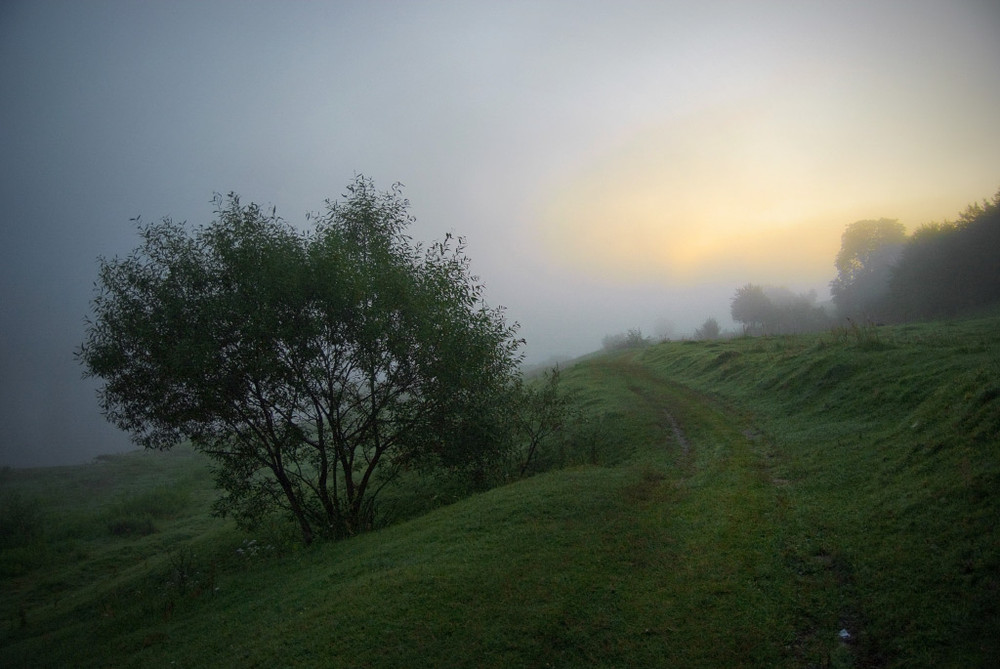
left=79, top=176, right=524, bottom=543
left=731, top=284, right=829, bottom=336
left=888, top=190, right=1000, bottom=320
left=694, top=317, right=721, bottom=340
left=731, top=284, right=771, bottom=335
left=830, top=218, right=906, bottom=320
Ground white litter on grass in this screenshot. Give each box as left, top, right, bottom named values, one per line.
left=839, top=629, right=851, bottom=640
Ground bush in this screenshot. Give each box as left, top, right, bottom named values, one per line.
left=695, top=317, right=721, bottom=340
left=556, top=411, right=634, bottom=468
left=602, top=328, right=649, bottom=351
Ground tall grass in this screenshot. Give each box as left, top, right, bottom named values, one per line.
left=102, top=486, right=191, bottom=537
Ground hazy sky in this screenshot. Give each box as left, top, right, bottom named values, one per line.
left=2, top=1, right=998, bottom=466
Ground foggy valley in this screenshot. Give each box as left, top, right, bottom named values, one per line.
left=1, top=2, right=998, bottom=465
left=2, top=4, right=1000, bottom=666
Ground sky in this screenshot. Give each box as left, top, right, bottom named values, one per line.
left=1, top=0, right=998, bottom=467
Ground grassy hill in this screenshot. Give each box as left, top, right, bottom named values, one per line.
left=2, top=316, right=997, bottom=667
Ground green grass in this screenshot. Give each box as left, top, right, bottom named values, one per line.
left=634, top=316, right=1000, bottom=665
left=2, top=316, right=997, bottom=667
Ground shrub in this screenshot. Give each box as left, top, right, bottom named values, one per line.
left=695, top=317, right=721, bottom=340
left=602, top=328, right=649, bottom=351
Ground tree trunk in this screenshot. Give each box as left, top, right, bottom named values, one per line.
left=271, top=460, right=315, bottom=544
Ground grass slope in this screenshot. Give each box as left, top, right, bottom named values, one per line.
left=2, top=316, right=997, bottom=667
left=634, top=316, right=1000, bottom=666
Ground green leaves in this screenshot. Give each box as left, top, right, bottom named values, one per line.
left=830, top=218, right=906, bottom=319
left=80, top=176, right=524, bottom=543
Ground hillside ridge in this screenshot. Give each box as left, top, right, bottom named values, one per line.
left=2, top=316, right=998, bottom=666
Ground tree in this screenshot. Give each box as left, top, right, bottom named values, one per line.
left=830, top=218, right=906, bottom=320
left=509, top=368, right=569, bottom=477
left=694, top=317, right=720, bottom=340
left=730, top=284, right=773, bottom=335
left=887, top=221, right=959, bottom=319
left=79, top=176, right=524, bottom=543
left=953, top=190, right=1000, bottom=310
left=763, top=287, right=831, bottom=334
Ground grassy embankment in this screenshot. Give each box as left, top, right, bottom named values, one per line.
left=1, top=315, right=997, bottom=667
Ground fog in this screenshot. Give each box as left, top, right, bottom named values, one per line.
left=2, top=1, right=998, bottom=466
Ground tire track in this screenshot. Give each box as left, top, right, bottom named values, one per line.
left=663, top=410, right=689, bottom=454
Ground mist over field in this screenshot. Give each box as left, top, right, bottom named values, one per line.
left=2, top=0, right=999, bottom=466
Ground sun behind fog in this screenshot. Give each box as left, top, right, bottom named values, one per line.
left=537, top=91, right=978, bottom=286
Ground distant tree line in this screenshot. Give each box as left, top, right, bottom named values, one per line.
left=831, top=188, right=1000, bottom=323
left=729, top=284, right=831, bottom=336
left=720, top=187, right=1000, bottom=338
left=886, top=191, right=1000, bottom=321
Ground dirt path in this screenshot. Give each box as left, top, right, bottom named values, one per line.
left=607, top=352, right=861, bottom=666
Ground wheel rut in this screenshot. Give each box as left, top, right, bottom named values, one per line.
left=663, top=410, right=689, bottom=454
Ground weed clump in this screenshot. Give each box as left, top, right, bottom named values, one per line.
left=832, top=318, right=891, bottom=350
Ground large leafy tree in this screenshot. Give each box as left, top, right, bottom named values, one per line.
left=79, top=177, right=523, bottom=543
left=730, top=283, right=773, bottom=335
left=830, top=218, right=906, bottom=320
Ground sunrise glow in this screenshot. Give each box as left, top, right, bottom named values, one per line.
left=540, top=83, right=997, bottom=285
